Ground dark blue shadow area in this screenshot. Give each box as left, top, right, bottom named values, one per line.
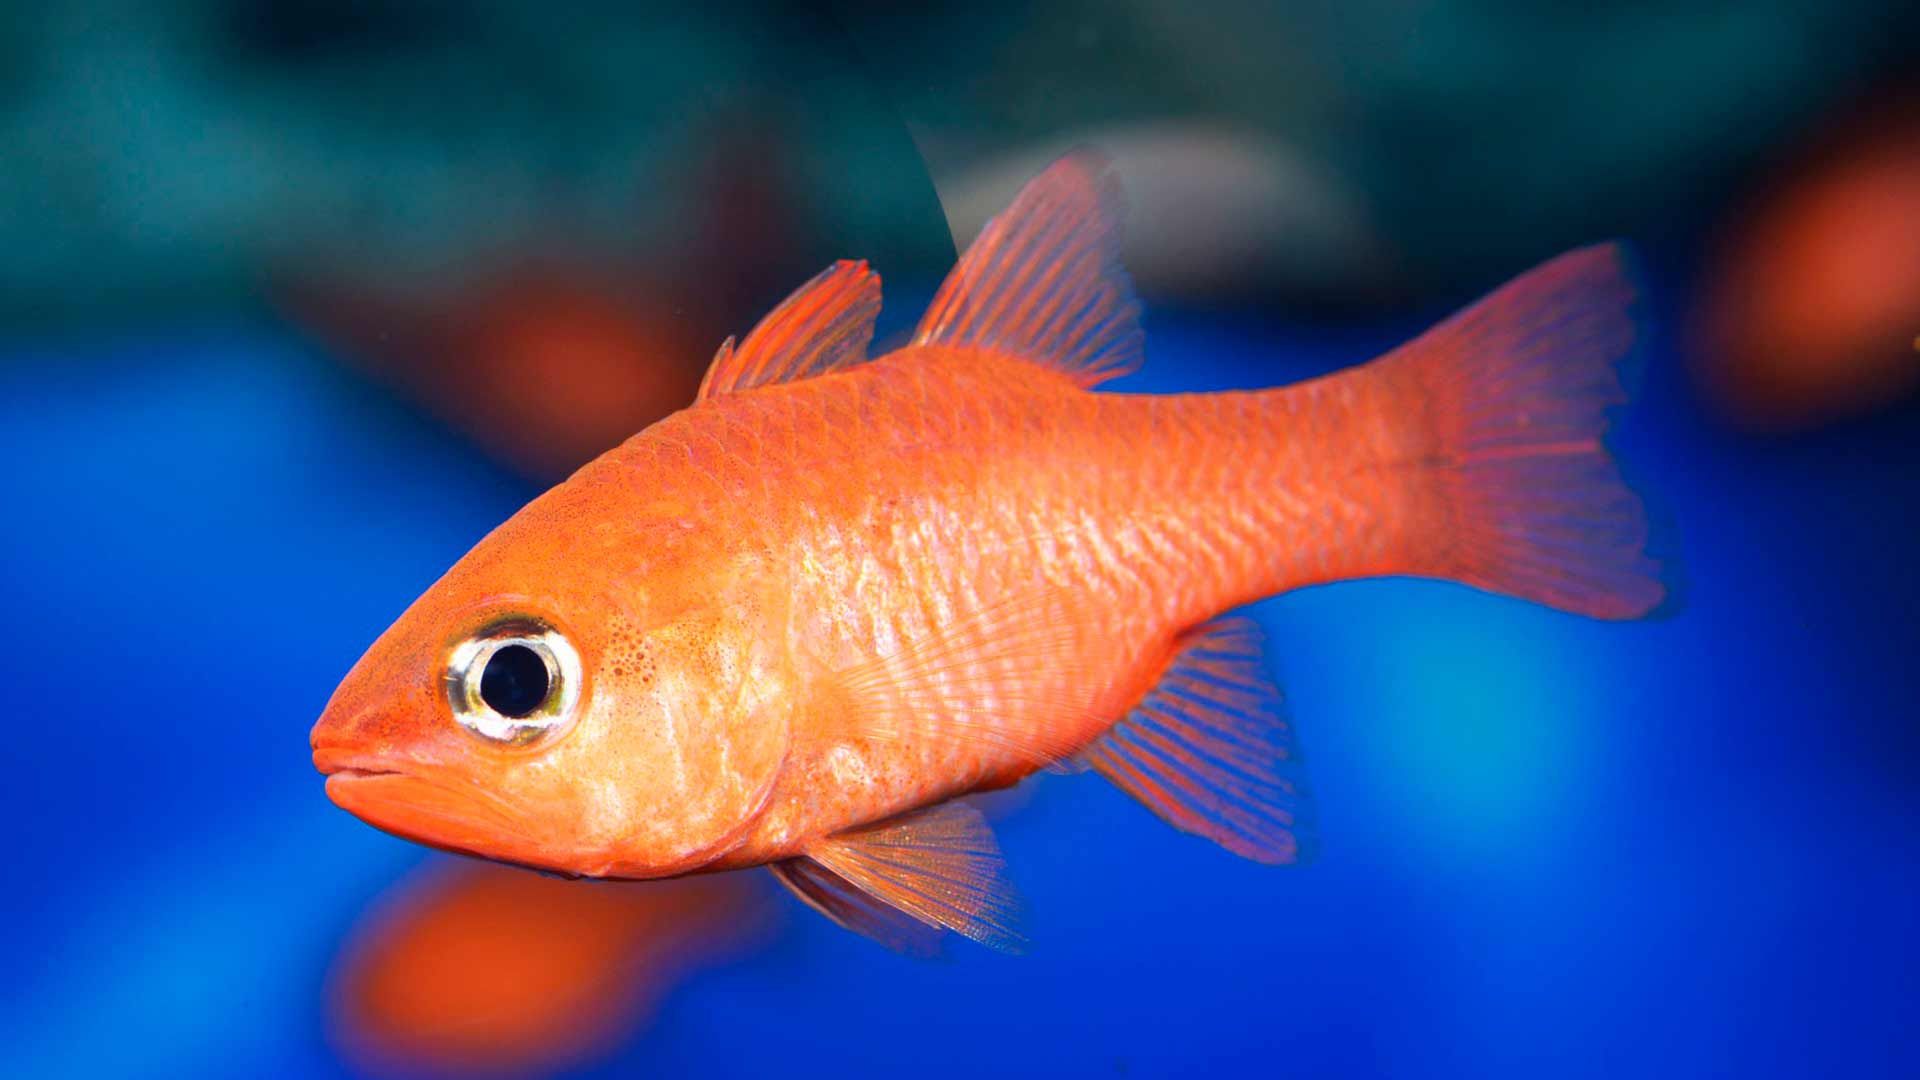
left=2, top=264, right=1914, bottom=1077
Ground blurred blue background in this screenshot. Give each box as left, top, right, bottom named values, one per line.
left=3, top=4, right=1918, bottom=1078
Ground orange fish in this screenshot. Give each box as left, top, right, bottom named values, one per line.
left=311, top=154, right=1663, bottom=952
left=1690, top=97, right=1920, bottom=430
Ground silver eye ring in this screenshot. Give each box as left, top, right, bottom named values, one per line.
left=445, top=622, right=582, bottom=745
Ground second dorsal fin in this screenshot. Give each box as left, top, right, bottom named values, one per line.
left=697, top=259, right=882, bottom=401
left=912, top=151, right=1144, bottom=388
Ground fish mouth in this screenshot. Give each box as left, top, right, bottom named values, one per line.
left=322, top=765, right=404, bottom=782
left=313, top=747, right=530, bottom=861
left=312, top=746, right=406, bottom=782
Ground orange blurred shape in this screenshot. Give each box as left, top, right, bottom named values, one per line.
left=328, top=859, right=778, bottom=1078
left=288, top=266, right=713, bottom=480
left=1692, top=97, right=1920, bottom=430
left=427, top=271, right=709, bottom=478
left=278, top=129, right=821, bottom=480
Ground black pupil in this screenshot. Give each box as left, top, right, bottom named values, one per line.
left=479, top=644, right=550, bottom=718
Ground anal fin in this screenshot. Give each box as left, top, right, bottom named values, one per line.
left=1081, top=617, right=1314, bottom=864
left=774, top=799, right=1026, bottom=953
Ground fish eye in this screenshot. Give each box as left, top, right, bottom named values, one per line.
left=445, top=621, right=582, bottom=745
left=480, top=644, right=549, bottom=717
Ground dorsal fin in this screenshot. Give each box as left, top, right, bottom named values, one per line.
left=913, top=151, right=1143, bottom=387
left=697, top=259, right=881, bottom=400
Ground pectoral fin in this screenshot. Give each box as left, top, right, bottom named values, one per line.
left=825, top=590, right=1105, bottom=767
left=773, top=799, right=1026, bottom=953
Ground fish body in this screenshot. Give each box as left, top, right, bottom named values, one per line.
left=313, top=154, right=1662, bottom=951
left=653, top=348, right=1462, bottom=870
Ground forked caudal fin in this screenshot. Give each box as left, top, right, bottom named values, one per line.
left=1377, top=242, right=1666, bottom=619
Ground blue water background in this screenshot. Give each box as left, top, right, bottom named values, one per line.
left=1, top=259, right=1915, bottom=1078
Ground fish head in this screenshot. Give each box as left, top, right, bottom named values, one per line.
left=311, top=475, right=795, bottom=879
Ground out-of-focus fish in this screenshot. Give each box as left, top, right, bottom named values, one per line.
left=286, top=266, right=713, bottom=480
left=1691, top=97, right=1920, bottom=430
left=311, top=153, right=1664, bottom=952
left=329, top=860, right=775, bottom=1077
left=279, top=125, right=828, bottom=480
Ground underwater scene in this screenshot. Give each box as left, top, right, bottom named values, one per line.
left=3, top=5, right=1918, bottom=1078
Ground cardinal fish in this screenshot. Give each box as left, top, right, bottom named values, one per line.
left=311, top=153, right=1664, bottom=952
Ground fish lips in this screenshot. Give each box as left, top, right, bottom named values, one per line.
left=314, top=746, right=531, bottom=864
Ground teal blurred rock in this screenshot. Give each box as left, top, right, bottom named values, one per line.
left=0, top=3, right=950, bottom=326
left=0, top=1, right=1912, bottom=320
left=849, top=2, right=1917, bottom=295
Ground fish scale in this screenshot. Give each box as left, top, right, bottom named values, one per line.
left=706, top=349, right=1403, bottom=865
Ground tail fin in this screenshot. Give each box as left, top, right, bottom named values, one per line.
left=1379, top=243, right=1665, bottom=619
